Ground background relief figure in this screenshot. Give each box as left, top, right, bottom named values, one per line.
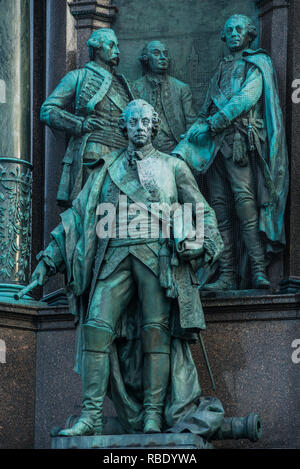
left=132, top=40, right=197, bottom=154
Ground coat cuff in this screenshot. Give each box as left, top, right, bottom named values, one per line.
left=48, top=109, right=85, bottom=136
left=36, top=240, right=65, bottom=275
left=207, top=111, right=231, bottom=133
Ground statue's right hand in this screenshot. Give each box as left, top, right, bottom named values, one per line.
left=31, top=260, right=49, bottom=286
left=82, top=117, right=104, bottom=133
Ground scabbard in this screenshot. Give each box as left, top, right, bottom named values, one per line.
left=198, top=332, right=216, bottom=391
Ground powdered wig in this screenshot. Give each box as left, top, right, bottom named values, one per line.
left=118, top=99, right=161, bottom=138
left=87, top=28, right=117, bottom=60
left=221, top=14, right=258, bottom=44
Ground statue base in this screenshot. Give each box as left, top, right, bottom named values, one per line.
left=279, top=276, right=300, bottom=294
left=200, top=288, right=271, bottom=299
left=0, top=283, right=46, bottom=307
left=51, top=433, right=214, bottom=450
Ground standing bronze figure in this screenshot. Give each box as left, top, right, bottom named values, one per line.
left=132, top=40, right=197, bottom=154
left=41, top=28, right=134, bottom=207
left=31, top=99, right=224, bottom=437
left=174, top=14, right=289, bottom=291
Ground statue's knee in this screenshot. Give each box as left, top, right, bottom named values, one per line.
left=141, top=324, right=170, bottom=354
left=82, top=323, right=114, bottom=353
left=234, top=191, right=255, bottom=210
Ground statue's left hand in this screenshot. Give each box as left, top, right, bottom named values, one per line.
left=180, top=247, right=212, bottom=267
left=188, top=123, right=210, bottom=143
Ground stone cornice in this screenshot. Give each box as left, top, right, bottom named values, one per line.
left=68, top=0, right=118, bottom=29
left=202, top=293, right=300, bottom=322
left=0, top=293, right=299, bottom=331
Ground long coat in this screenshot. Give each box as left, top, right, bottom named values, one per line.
left=40, top=61, right=134, bottom=205
left=41, top=149, right=222, bottom=329
left=38, top=149, right=224, bottom=433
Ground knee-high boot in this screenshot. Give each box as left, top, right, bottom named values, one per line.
left=142, top=324, right=171, bottom=433
left=143, top=352, right=170, bottom=433
left=242, top=227, right=270, bottom=289
left=58, top=324, right=112, bottom=436
left=204, top=227, right=237, bottom=291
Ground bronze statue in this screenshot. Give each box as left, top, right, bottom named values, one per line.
left=174, top=14, right=289, bottom=291
left=40, top=28, right=134, bottom=207
left=31, top=99, right=224, bottom=437
left=132, top=40, right=197, bottom=153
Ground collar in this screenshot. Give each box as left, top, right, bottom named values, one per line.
left=223, top=53, right=245, bottom=63
left=223, top=55, right=234, bottom=62
left=223, top=48, right=267, bottom=63
left=127, top=143, right=156, bottom=161
left=85, top=60, right=117, bottom=77
left=242, top=48, right=269, bottom=57
left=145, top=72, right=168, bottom=86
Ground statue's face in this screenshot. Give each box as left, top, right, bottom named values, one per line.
left=126, top=105, right=154, bottom=148
left=95, top=32, right=120, bottom=66
left=224, top=17, right=250, bottom=52
left=146, top=41, right=169, bottom=74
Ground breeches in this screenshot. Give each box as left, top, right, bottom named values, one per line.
left=207, top=152, right=259, bottom=232
left=85, top=254, right=172, bottom=354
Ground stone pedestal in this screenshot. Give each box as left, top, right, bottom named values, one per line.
left=192, top=294, right=300, bottom=449
left=51, top=433, right=212, bottom=450
left=0, top=302, right=40, bottom=449
left=30, top=292, right=300, bottom=450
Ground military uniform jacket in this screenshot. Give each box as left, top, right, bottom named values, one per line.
left=40, top=61, right=134, bottom=205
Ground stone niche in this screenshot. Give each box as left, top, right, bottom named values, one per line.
left=114, top=0, right=259, bottom=111
left=114, top=0, right=280, bottom=291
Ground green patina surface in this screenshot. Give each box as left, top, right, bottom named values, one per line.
left=0, top=0, right=30, bottom=160
left=33, top=98, right=226, bottom=440
left=0, top=1, right=32, bottom=293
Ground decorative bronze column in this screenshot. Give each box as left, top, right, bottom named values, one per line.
left=0, top=0, right=33, bottom=302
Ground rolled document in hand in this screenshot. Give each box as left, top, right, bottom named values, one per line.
left=14, top=279, right=39, bottom=301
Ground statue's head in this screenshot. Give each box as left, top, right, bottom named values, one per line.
left=87, top=28, right=120, bottom=66
left=119, top=99, right=160, bottom=147
left=221, top=14, right=257, bottom=52
left=139, top=40, right=169, bottom=74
